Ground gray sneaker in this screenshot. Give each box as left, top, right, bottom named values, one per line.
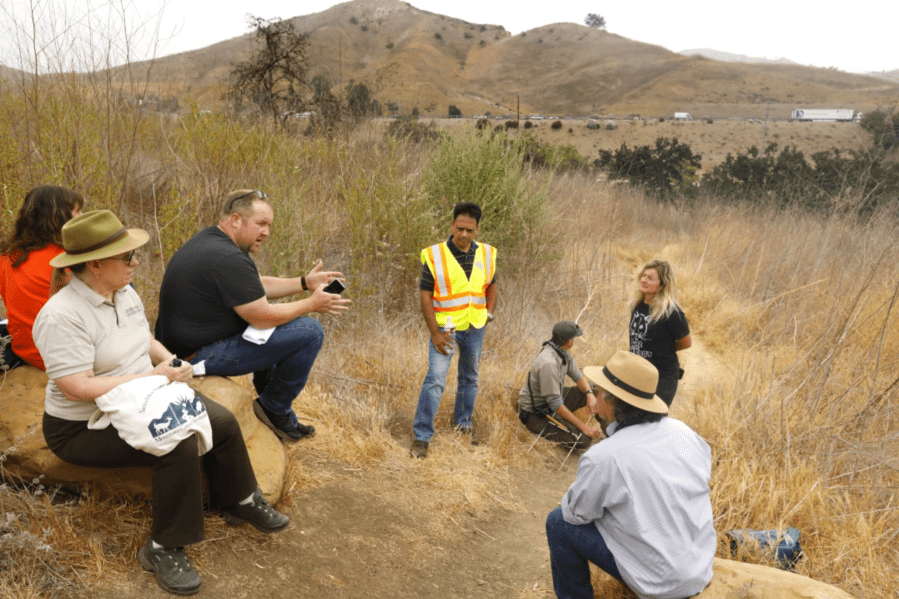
left=220, top=488, right=290, bottom=533
left=138, top=539, right=201, bottom=596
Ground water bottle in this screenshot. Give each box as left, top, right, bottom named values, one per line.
left=443, top=316, right=456, bottom=341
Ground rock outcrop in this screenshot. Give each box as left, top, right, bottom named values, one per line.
left=0, top=366, right=286, bottom=501
left=696, top=558, right=856, bottom=598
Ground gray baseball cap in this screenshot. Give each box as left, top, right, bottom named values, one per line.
left=552, top=321, right=583, bottom=343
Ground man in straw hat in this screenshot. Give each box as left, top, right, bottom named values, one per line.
left=34, top=210, right=289, bottom=596
left=156, top=190, right=351, bottom=442
left=517, top=321, right=601, bottom=450
left=545, top=351, right=715, bottom=599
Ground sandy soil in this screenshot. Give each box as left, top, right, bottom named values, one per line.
left=104, top=455, right=575, bottom=599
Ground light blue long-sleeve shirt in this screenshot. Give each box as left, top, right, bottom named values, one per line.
left=561, top=417, right=716, bottom=599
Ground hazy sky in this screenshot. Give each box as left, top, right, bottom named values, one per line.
left=2, top=0, right=898, bottom=75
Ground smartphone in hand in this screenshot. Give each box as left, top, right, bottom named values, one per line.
left=322, top=278, right=346, bottom=294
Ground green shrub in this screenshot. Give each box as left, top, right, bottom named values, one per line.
left=419, top=130, right=554, bottom=273
left=701, top=143, right=899, bottom=215
left=334, top=138, right=434, bottom=309
left=387, top=117, right=440, bottom=143
left=516, top=133, right=590, bottom=173
left=596, top=137, right=702, bottom=198
left=860, top=109, right=899, bottom=151
left=551, top=120, right=562, bottom=130
left=605, top=122, right=616, bottom=130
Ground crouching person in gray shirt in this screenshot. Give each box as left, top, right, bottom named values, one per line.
left=545, top=351, right=715, bottom=599
left=517, top=321, right=601, bottom=450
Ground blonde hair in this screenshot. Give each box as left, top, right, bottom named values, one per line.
left=629, top=259, right=681, bottom=324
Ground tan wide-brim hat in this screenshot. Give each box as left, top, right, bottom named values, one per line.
left=50, top=210, right=149, bottom=268
left=583, top=351, right=669, bottom=414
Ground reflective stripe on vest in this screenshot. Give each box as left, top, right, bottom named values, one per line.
left=421, top=241, right=496, bottom=330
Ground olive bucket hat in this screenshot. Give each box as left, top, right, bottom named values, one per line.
left=49, top=210, right=150, bottom=268
left=583, top=351, right=669, bottom=414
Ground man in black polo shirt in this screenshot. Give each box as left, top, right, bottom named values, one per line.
left=156, top=190, right=351, bottom=441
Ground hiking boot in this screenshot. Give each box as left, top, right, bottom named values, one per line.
left=138, top=539, right=201, bottom=596
left=253, top=399, right=315, bottom=441
left=410, top=439, right=429, bottom=459
left=457, top=424, right=482, bottom=446
left=220, top=488, right=290, bottom=533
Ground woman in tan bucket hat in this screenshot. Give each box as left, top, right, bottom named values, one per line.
left=545, top=351, right=715, bottom=599
left=33, top=210, right=289, bottom=596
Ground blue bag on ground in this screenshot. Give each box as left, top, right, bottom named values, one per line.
left=726, top=527, right=802, bottom=570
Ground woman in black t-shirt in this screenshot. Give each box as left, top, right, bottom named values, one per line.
left=628, top=260, right=691, bottom=405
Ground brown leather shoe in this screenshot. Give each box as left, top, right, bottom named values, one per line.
left=457, top=425, right=482, bottom=446
left=410, top=440, right=428, bottom=459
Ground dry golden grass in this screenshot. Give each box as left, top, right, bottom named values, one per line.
left=2, top=115, right=899, bottom=597
left=432, top=116, right=877, bottom=173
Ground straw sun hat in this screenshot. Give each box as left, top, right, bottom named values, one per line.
left=49, top=210, right=149, bottom=268
left=583, top=351, right=669, bottom=415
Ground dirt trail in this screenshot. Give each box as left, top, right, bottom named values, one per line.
left=107, top=457, right=574, bottom=599
left=105, top=337, right=732, bottom=599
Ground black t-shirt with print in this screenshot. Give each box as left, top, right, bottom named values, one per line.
left=629, top=301, right=690, bottom=379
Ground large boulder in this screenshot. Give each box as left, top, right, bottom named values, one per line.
left=0, top=366, right=286, bottom=502
left=696, top=558, right=856, bottom=598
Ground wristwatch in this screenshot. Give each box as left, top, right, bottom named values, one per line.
left=487, top=313, right=495, bottom=322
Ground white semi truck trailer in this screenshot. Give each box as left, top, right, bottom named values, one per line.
left=790, top=109, right=857, bottom=122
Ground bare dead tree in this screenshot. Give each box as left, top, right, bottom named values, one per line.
left=227, top=16, right=309, bottom=125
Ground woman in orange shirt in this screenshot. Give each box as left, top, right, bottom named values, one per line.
left=0, top=186, right=84, bottom=370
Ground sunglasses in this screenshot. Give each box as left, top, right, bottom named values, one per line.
left=226, top=190, right=269, bottom=214
left=111, top=249, right=137, bottom=263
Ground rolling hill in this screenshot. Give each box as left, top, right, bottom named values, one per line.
left=10, top=0, right=899, bottom=119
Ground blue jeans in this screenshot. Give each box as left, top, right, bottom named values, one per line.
left=545, top=507, right=623, bottom=599
left=412, top=324, right=486, bottom=442
left=189, top=317, right=324, bottom=427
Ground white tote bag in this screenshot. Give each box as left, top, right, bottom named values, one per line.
left=88, top=375, right=213, bottom=456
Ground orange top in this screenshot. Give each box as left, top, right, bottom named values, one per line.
left=0, top=244, right=64, bottom=369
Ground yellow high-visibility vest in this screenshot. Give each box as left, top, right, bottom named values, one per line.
left=421, top=241, right=496, bottom=330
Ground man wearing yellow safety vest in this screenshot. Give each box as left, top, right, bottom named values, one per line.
left=410, top=202, right=497, bottom=459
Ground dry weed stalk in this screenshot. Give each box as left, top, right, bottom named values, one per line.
left=1, top=69, right=898, bottom=595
